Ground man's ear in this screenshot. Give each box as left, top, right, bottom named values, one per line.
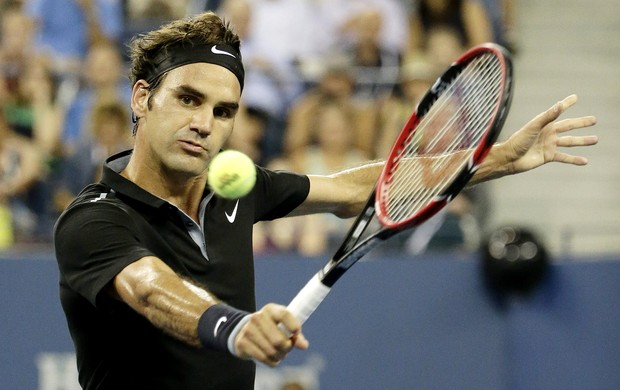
left=131, top=80, right=150, bottom=119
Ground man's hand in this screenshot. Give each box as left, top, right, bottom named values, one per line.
left=473, top=95, right=598, bottom=184
left=233, top=303, right=309, bottom=367
left=502, top=94, right=598, bottom=172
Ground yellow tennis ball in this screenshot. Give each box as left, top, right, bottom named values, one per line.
left=208, top=150, right=257, bottom=199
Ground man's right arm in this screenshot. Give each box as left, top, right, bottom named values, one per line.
left=110, top=256, right=309, bottom=366
left=110, top=256, right=218, bottom=346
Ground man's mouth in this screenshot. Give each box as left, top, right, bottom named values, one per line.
left=178, top=140, right=207, bottom=154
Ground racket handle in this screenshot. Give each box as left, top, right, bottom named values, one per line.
left=286, top=273, right=331, bottom=326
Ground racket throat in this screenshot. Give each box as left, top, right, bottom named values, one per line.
left=319, top=234, right=386, bottom=287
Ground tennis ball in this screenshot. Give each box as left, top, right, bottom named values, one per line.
left=208, top=150, right=256, bottom=199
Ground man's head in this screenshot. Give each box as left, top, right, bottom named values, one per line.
left=128, top=12, right=244, bottom=96
left=126, top=12, right=245, bottom=181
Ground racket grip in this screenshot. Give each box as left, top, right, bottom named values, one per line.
left=286, top=274, right=331, bottom=326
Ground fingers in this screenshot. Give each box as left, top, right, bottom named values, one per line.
left=553, top=134, right=598, bottom=166
left=546, top=95, right=598, bottom=135
left=558, top=94, right=578, bottom=110
left=290, top=331, right=310, bottom=350
left=546, top=96, right=598, bottom=165
left=498, top=94, right=599, bottom=174
left=556, top=135, right=599, bottom=148
left=532, top=94, right=580, bottom=129
left=234, top=304, right=307, bottom=367
left=554, top=116, right=597, bottom=134
left=553, top=152, right=589, bottom=166
left=539, top=95, right=575, bottom=125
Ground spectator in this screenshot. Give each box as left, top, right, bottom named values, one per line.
left=247, top=0, right=322, bottom=72
left=407, top=0, right=494, bottom=56
left=283, top=59, right=375, bottom=159
left=288, top=100, right=369, bottom=174
left=3, top=55, right=63, bottom=156
left=124, top=0, right=186, bottom=21
left=257, top=100, right=368, bottom=256
left=0, top=4, right=36, bottom=100
left=24, top=0, right=123, bottom=77
left=0, top=105, right=45, bottom=245
left=122, top=0, right=188, bottom=50
left=1, top=50, right=61, bottom=241
left=241, top=0, right=332, bottom=113
left=375, top=55, right=438, bottom=157
left=60, top=39, right=131, bottom=157
left=1, top=6, right=62, bottom=154
left=337, top=7, right=402, bottom=104
left=479, top=0, right=518, bottom=51
left=425, top=24, right=467, bottom=69
left=224, top=103, right=269, bottom=164
left=53, top=99, right=133, bottom=213
left=315, top=0, right=410, bottom=55
left=217, top=0, right=292, bottom=164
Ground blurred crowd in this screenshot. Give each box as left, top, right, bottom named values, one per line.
left=0, top=0, right=517, bottom=255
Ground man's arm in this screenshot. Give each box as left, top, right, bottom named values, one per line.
left=293, top=95, right=597, bottom=218
left=111, top=256, right=217, bottom=346
left=111, top=256, right=308, bottom=366
left=289, top=161, right=384, bottom=219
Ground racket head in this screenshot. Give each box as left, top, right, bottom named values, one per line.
left=376, top=43, right=513, bottom=230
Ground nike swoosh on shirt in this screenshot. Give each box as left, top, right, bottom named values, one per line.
left=214, top=316, right=228, bottom=337
left=211, top=45, right=236, bottom=58
left=225, top=200, right=239, bottom=223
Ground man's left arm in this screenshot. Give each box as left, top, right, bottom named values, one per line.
left=290, top=161, right=384, bottom=219
left=294, top=95, right=597, bottom=219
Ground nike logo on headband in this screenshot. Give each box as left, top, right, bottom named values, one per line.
left=211, top=45, right=237, bottom=58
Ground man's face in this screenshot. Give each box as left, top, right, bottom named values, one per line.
left=132, top=62, right=241, bottom=180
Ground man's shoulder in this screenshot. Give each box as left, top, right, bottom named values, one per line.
left=69, top=183, right=119, bottom=206
left=59, top=183, right=131, bottom=222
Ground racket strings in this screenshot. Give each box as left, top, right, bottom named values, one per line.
left=413, top=54, right=502, bottom=156
left=384, top=53, right=503, bottom=222
left=395, top=55, right=501, bottom=166
left=388, top=56, right=502, bottom=219
left=389, top=57, right=501, bottom=199
left=387, top=63, right=501, bottom=219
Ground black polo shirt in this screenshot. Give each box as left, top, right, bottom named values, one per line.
left=54, top=150, right=310, bottom=390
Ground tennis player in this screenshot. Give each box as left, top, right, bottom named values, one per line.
left=53, top=11, right=597, bottom=390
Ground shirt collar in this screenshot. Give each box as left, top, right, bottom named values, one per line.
left=101, top=149, right=168, bottom=209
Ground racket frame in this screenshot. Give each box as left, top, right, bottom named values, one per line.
left=287, top=42, right=514, bottom=324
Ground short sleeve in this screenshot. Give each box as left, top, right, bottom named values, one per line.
left=252, top=166, right=310, bottom=222
left=54, top=199, right=153, bottom=307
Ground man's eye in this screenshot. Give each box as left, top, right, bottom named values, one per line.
left=180, top=96, right=196, bottom=105
left=214, top=108, right=232, bottom=118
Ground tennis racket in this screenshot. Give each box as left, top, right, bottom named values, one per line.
left=286, top=43, right=514, bottom=326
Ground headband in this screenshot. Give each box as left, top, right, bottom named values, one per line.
left=144, top=40, right=245, bottom=91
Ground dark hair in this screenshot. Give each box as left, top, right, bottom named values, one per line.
left=127, top=11, right=241, bottom=87
left=127, top=12, right=242, bottom=135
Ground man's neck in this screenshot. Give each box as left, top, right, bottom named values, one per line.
left=121, top=157, right=208, bottom=222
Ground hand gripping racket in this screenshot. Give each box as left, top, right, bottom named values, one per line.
left=286, top=43, right=514, bottom=326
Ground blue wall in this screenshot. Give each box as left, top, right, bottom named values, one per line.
left=2, top=251, right=620, bottom=389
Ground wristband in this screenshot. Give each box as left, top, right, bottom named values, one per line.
left=197, top=303, right=250, bottom=356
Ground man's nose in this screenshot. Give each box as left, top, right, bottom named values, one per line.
left=190, top=108, right=214, bottom=136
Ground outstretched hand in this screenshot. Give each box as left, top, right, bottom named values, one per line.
left=473, top=94, right=598, bottom=184
left=501, top=94, right=598, bottom=173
